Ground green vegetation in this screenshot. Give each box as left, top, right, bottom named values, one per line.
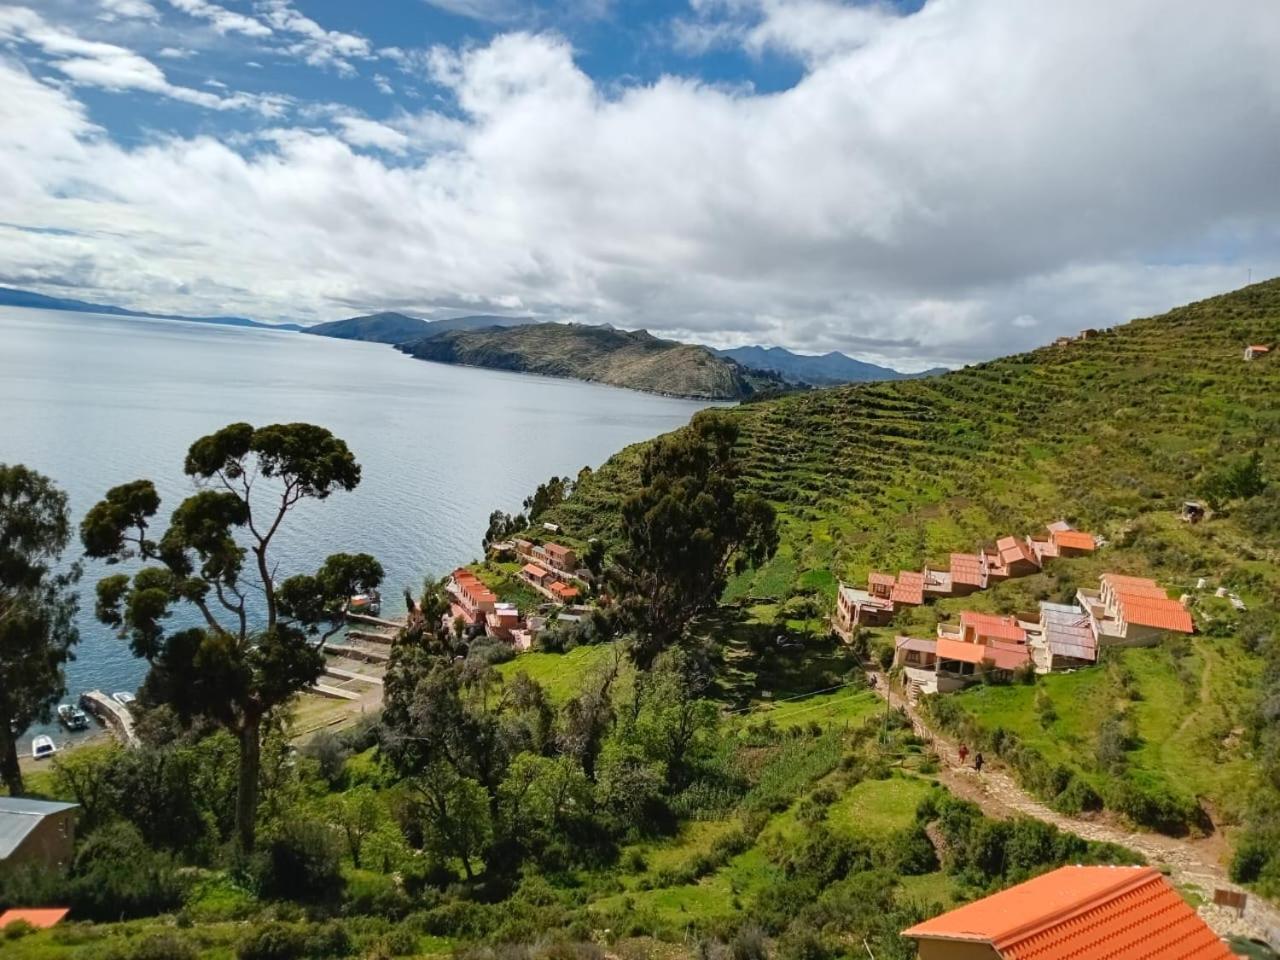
left=0, top=463, right=80, bottom=795
left=548, top=281, right=1280, bottom=847
left=399, top=323, right=787, bottom=400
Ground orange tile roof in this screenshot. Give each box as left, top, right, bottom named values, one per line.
left=903, top=865, right=1233, bottom=960
left=961, top=610, right=1026, bottom=643
left=521, top=563, right=548, bottom=578
left=949, top=553, right=985, bottom=586
left=996, top=536, right=1038, bottom=568
left=544, top=543, right=573, bottom=558
left=1100, top=574, right=1167, bottom=598
left=1052, top=529, right=1096, bottom=551
left=891, top=570, right=925, bottom=605
left=0, top=908, right=69, bottom=929
left=1116, top=593, right=1194, bottom=633
left=1248, top=344, right=1270, bottom=351
left=549, top=582, right=579, bottom=599
left=936, top=636, right=986, bottom=664
left=984, top=639, right=1032, bottom=671
left=868, top=571, right=897, bottom=588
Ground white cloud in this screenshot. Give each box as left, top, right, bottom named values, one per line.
left=2, top=0, right=1280, bottom=366
left=165, top=0, right=272, bottom=37
left=0, top=7, right=286, bottom=115
left=157, top=46, right=195, bottom=58
left=333, top=116, right=410, bottom=154
left=256, top=0, right=372, bottom=75
left=98, top=0, right=160, bottom=21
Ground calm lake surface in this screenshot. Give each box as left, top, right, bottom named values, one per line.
left=0, top=306, right=713, bottom=732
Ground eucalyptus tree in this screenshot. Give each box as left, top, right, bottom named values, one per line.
left=0, top=464, right=80, bottom=795
left=80, top=422, right=382, bottom=849
left=610, top=411, right=778, bottom=668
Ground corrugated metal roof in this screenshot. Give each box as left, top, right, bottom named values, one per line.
left=895, top=635, right=937, bottom=655
left=1040, top=602, right=1097, bottom=661
left=0, top=799, right=77, bottom=860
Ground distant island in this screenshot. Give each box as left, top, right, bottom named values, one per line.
left=396, top=323, right=788, bottom=400
left=0, top=286, right=303, bottom=332
left=304, top=310, right=534, bottom=344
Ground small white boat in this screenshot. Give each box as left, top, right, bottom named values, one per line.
left=31, top=735, right=56, bottom=761
left=57, top=703, right=90, bottom=731
left=112, top=692, right=136, bottom=707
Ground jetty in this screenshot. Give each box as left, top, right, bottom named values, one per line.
left=324, top=665, right=383, bottom=686
left=78, top=690, right=139, bottom=748
left=306, top=682, right=362, bottom=701
left=345, top=612, right=405, bottom=631
left=346, top=629, right=396, bottom=645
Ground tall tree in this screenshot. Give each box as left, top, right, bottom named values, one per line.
left=80, top=422, right=382, bottom=849
left=610, top=412, right=778, bottom=668
left=0, top=464, right=80, bottom=795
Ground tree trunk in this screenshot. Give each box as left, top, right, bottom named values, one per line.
left=0, top=720, right=23, bottom=797
left=236, top=713, right=262, bottom=851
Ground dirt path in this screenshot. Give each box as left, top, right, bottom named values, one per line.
left=868, top=672, right=1280, bottom=945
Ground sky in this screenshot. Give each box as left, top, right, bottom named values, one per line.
left=1, top=0, right=1278, bottom=369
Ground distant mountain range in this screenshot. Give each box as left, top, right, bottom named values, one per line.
left=304, top=311, right=534, bottom=344
left=2, top=285, right=946, bottom=394
left=398, top=323, right=788, bottom=400
left=713, top=345, right=947, bottom=384
left=0, top=286, right=304, bottom=331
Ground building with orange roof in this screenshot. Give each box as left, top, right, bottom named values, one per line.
left=902, top=864, right=1234, bottom=960
left=549, top=581, right=579, bottom=602
left=0, top=907, right=70, bottom=930
left=1050, top=527, right=1095, bottom=555
left=520, top=563, right=552, bottom=587
left=446, top=570, right=498, bottom=628
left=892, top=570, right=925, bottom=606
left=1078, top=574, right=1194, bottom=645
left=948, top=553, right=987, bottom=594
left=1244, top=344, right=1270, bottom=361
left=868, top=571, right=897, bottom=600
left=993, top=536, right=1039, bottom=578
left=960, top=611, right=1026, bottom=645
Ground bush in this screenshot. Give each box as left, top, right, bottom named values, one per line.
left=70, top=822, right=185, bottom=921
left=302, top=731, right=352, bottom=787
left=129, top=931, right=198, bottom=960
left=238, top=922, right=306, bottom=960
left=252, top=819, right=344, bottom=904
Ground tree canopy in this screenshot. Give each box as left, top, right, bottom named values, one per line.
left=0, top=464, right=80, bottom=795
left=80, top=422, right=381, bottom=849
left=609, top=412, right=778, bottom=668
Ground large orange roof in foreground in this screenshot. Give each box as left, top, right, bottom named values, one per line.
left=903, top=866, right=1235, bottom=960
left=0, top=907, right=70, bottom=929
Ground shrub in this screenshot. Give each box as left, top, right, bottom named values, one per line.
left=70, top=822, right=185, bottom=921
left=238, top=922, right=307, bottom=960
left=252, top=819, right=344, bottom=904
left=302, top=731, right=352, bottom=787
left=129, top=931, right=198, bottom=960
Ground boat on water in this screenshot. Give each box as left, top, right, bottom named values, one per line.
left=57, top=703, right=90, bottom=731
left=31, top=735, right=56, bottom=760
left=349, top=590, right=381, bottom=615
left=112, top=692, right=136, bottom=707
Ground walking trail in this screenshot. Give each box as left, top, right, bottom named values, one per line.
left=868, top=671, right=1280, bottom=946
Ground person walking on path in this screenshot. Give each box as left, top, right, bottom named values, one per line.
left=958, top=743, right=969, bottom=765
left=973, top=751, right=984, bottom=773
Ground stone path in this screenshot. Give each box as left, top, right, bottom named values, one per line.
left=868, top=671, right=1280, bottom=946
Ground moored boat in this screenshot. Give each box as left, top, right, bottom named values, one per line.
left=57, top=703, right=90, bottom=731
left=31, top=735, right=56, bottom=760
left=112, top=691, right=136, bottom=707
left=349, top=590, right=381, bottom=615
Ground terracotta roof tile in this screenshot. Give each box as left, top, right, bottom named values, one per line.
left=1052, top=529, right=1096, bottom=551
left=521, top=563, right=548, bottom=578
left=868, top=571, right=897, bottom=587
left=1116, top=593, right=1194, bottom=633
left=903, top=866, right=1233, bottom=960
left=949, top=553, right=986, bottom=586
left=961, top=610, right=1027, bottom=643
left=891, top=570, right=925, bottom=605
left=1100, top=574, right=1167, bottom=598
left=936, top=636, right=986, bottom=664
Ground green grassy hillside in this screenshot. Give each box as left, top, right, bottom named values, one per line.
left=400, top=322, right=787, bottom=399
left=548, top=280, right=1280, bottom=841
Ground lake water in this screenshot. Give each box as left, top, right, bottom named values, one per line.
left=0, top=306, right=712, bottom=732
